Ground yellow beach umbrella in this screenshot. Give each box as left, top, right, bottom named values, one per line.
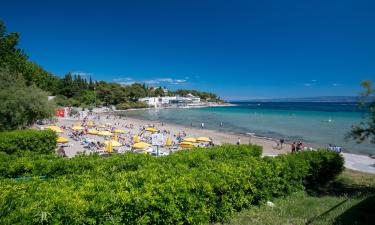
left=97, top=131, right=113, bottom=136
left=47, top=126, right=63, bottom=133
left=179, top=142, right=194, bottom=148
left=197, top=137, right=211, bottom=142
left=113, top=129, right=125, bottom=134
left=183, top=138, right=197, bottom=143
left=145, top=127, right=158, bottom=132
left=87, top=129, right=99, bottom=135
left=56, top=136, right=69, bottom=143
left=71, top=125, right=84, bottom=131
left=105, top=140, right=122, bottom=147
left=133, top=135, right=140, bottom=143
left=132, top=142, right=151, bottom=149
left=165, top=137, right=172, bottom=146
left=106, top=140, right=113, bottom=153
left=86, top=121, right=94, bottom=127
left=113, top=134, right=119, bottom=141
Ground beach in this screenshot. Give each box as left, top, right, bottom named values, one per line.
left=50, top=109, right=375, bottom=174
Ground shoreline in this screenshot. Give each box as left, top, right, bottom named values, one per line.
left=112, top=111, right=375, bottom=174
left=113, top=102, right=236, bottom=112
left=113, top=107, right=370, bottom=155
left=51, top=109, right=375, bottom=174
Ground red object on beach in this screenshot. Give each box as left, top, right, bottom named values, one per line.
left=56, top=108, right=65, bottom=117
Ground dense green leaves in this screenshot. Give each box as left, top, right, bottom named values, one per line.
left=0, top=145, right=343, bottom=224
left=0, top=68, right=56, bottom=131
left=348, top=80, right=375, bottom=144
left=0, top=129, right=56, bottom=155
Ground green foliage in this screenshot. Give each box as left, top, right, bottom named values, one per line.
left=174, top=89, right=223, bottom=102
left=348, top=80, right=375, bottom=144
left=0, top=68, right=56, bottom=131
left=79, top=90, right=96, bottom=106
left=116, top=101, right=149, bottom=110
left=0, top=145, right=343, bottom=224
left=53, top=95, right=80, bottom=107
left=275, top=150, right=344, bottom=188
left=0, top=129, right=56, bottom=155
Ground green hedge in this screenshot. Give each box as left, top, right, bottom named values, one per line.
left=0, top=129, right=56, bottom=155
left=0, top=145, right=343, bottom=224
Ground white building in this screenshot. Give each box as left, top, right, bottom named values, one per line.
left=139, top=95, right=201, bottom=108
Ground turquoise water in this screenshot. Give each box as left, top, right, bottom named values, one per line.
left=120, top=102, right=374, bottom=155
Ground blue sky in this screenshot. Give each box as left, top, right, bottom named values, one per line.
left=1, top=0, right=375, bottom=100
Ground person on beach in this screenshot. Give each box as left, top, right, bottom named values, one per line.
left=291, top=142, right=296, bottom=153
left=237, top=137, right=241, bottom=145
left=280, top=138, right=284, bottom=149
left=57, top=146, right=66, bottom=157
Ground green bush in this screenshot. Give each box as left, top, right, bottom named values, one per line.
left=0, top=145, right=344, bottom=224
left=116, top=101, right=148, bottom=110
left=0, top=129, right=56, bottom=155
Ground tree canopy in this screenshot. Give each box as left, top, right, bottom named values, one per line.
left=348, top=81, right=375, bottom=144
left=0, top=68, right=55, bottom=131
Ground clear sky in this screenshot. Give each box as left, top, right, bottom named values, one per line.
left=1, top=0, right=374, bottom=100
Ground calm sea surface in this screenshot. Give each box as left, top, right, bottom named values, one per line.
left=120, top=102, right=374, bottom=155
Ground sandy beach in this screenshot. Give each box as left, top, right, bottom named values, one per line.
left=50, top=110, right=375, bottom=174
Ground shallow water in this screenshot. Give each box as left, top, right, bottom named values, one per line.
left=120, top=102, right=374, bottom=155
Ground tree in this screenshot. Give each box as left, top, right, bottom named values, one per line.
left=348, top=81, right=375, bottom=144
left=0, top=68, right=56, bottom=131
left=80, top=90, right=96, bottom=106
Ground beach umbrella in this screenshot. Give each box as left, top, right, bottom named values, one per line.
left=46, top=126, right=63, bottom=133
left=106, top=140, right=113, bottom=153
left=145, top=127, right=158, bottom=132
left=71, top=125, right=84, bottom=131
left=113, top=129, right=125, bottom=134
left=165, top=137, right=172, bottom=146
left=197, top=137, right=211, bottom=142
left=105, top=140, right=122, bottom=147
left=86, top=121, right=94, bottom=127
left=97, top=124, right=106, bottom=128
left=113, top=134, right=119, bottom=141
left=179, top=142, right=194, bottom=148
left=97, top=131, right=113, bottom=136
left=87, top=129, right=99, bottom=135
left=132, top=142, right=151, bottom=149
left=133, top=135, right=140, bottom=143
left=183, top=138, right=197, bottom=143
left=56, top=136, right=69, bottom=143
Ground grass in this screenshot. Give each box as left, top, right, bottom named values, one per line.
left=217, top=169, right=375, bottom=225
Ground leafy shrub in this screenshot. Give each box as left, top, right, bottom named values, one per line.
left=116, top=101, right=148, bottom=110
left=293, top=150, right=344, bottom=187
left=0, top=129, right=56, bottom=155
left=0, top=145, right=344, bottom=224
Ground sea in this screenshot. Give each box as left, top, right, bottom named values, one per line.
left=120, top=102, right=374, bottom=155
